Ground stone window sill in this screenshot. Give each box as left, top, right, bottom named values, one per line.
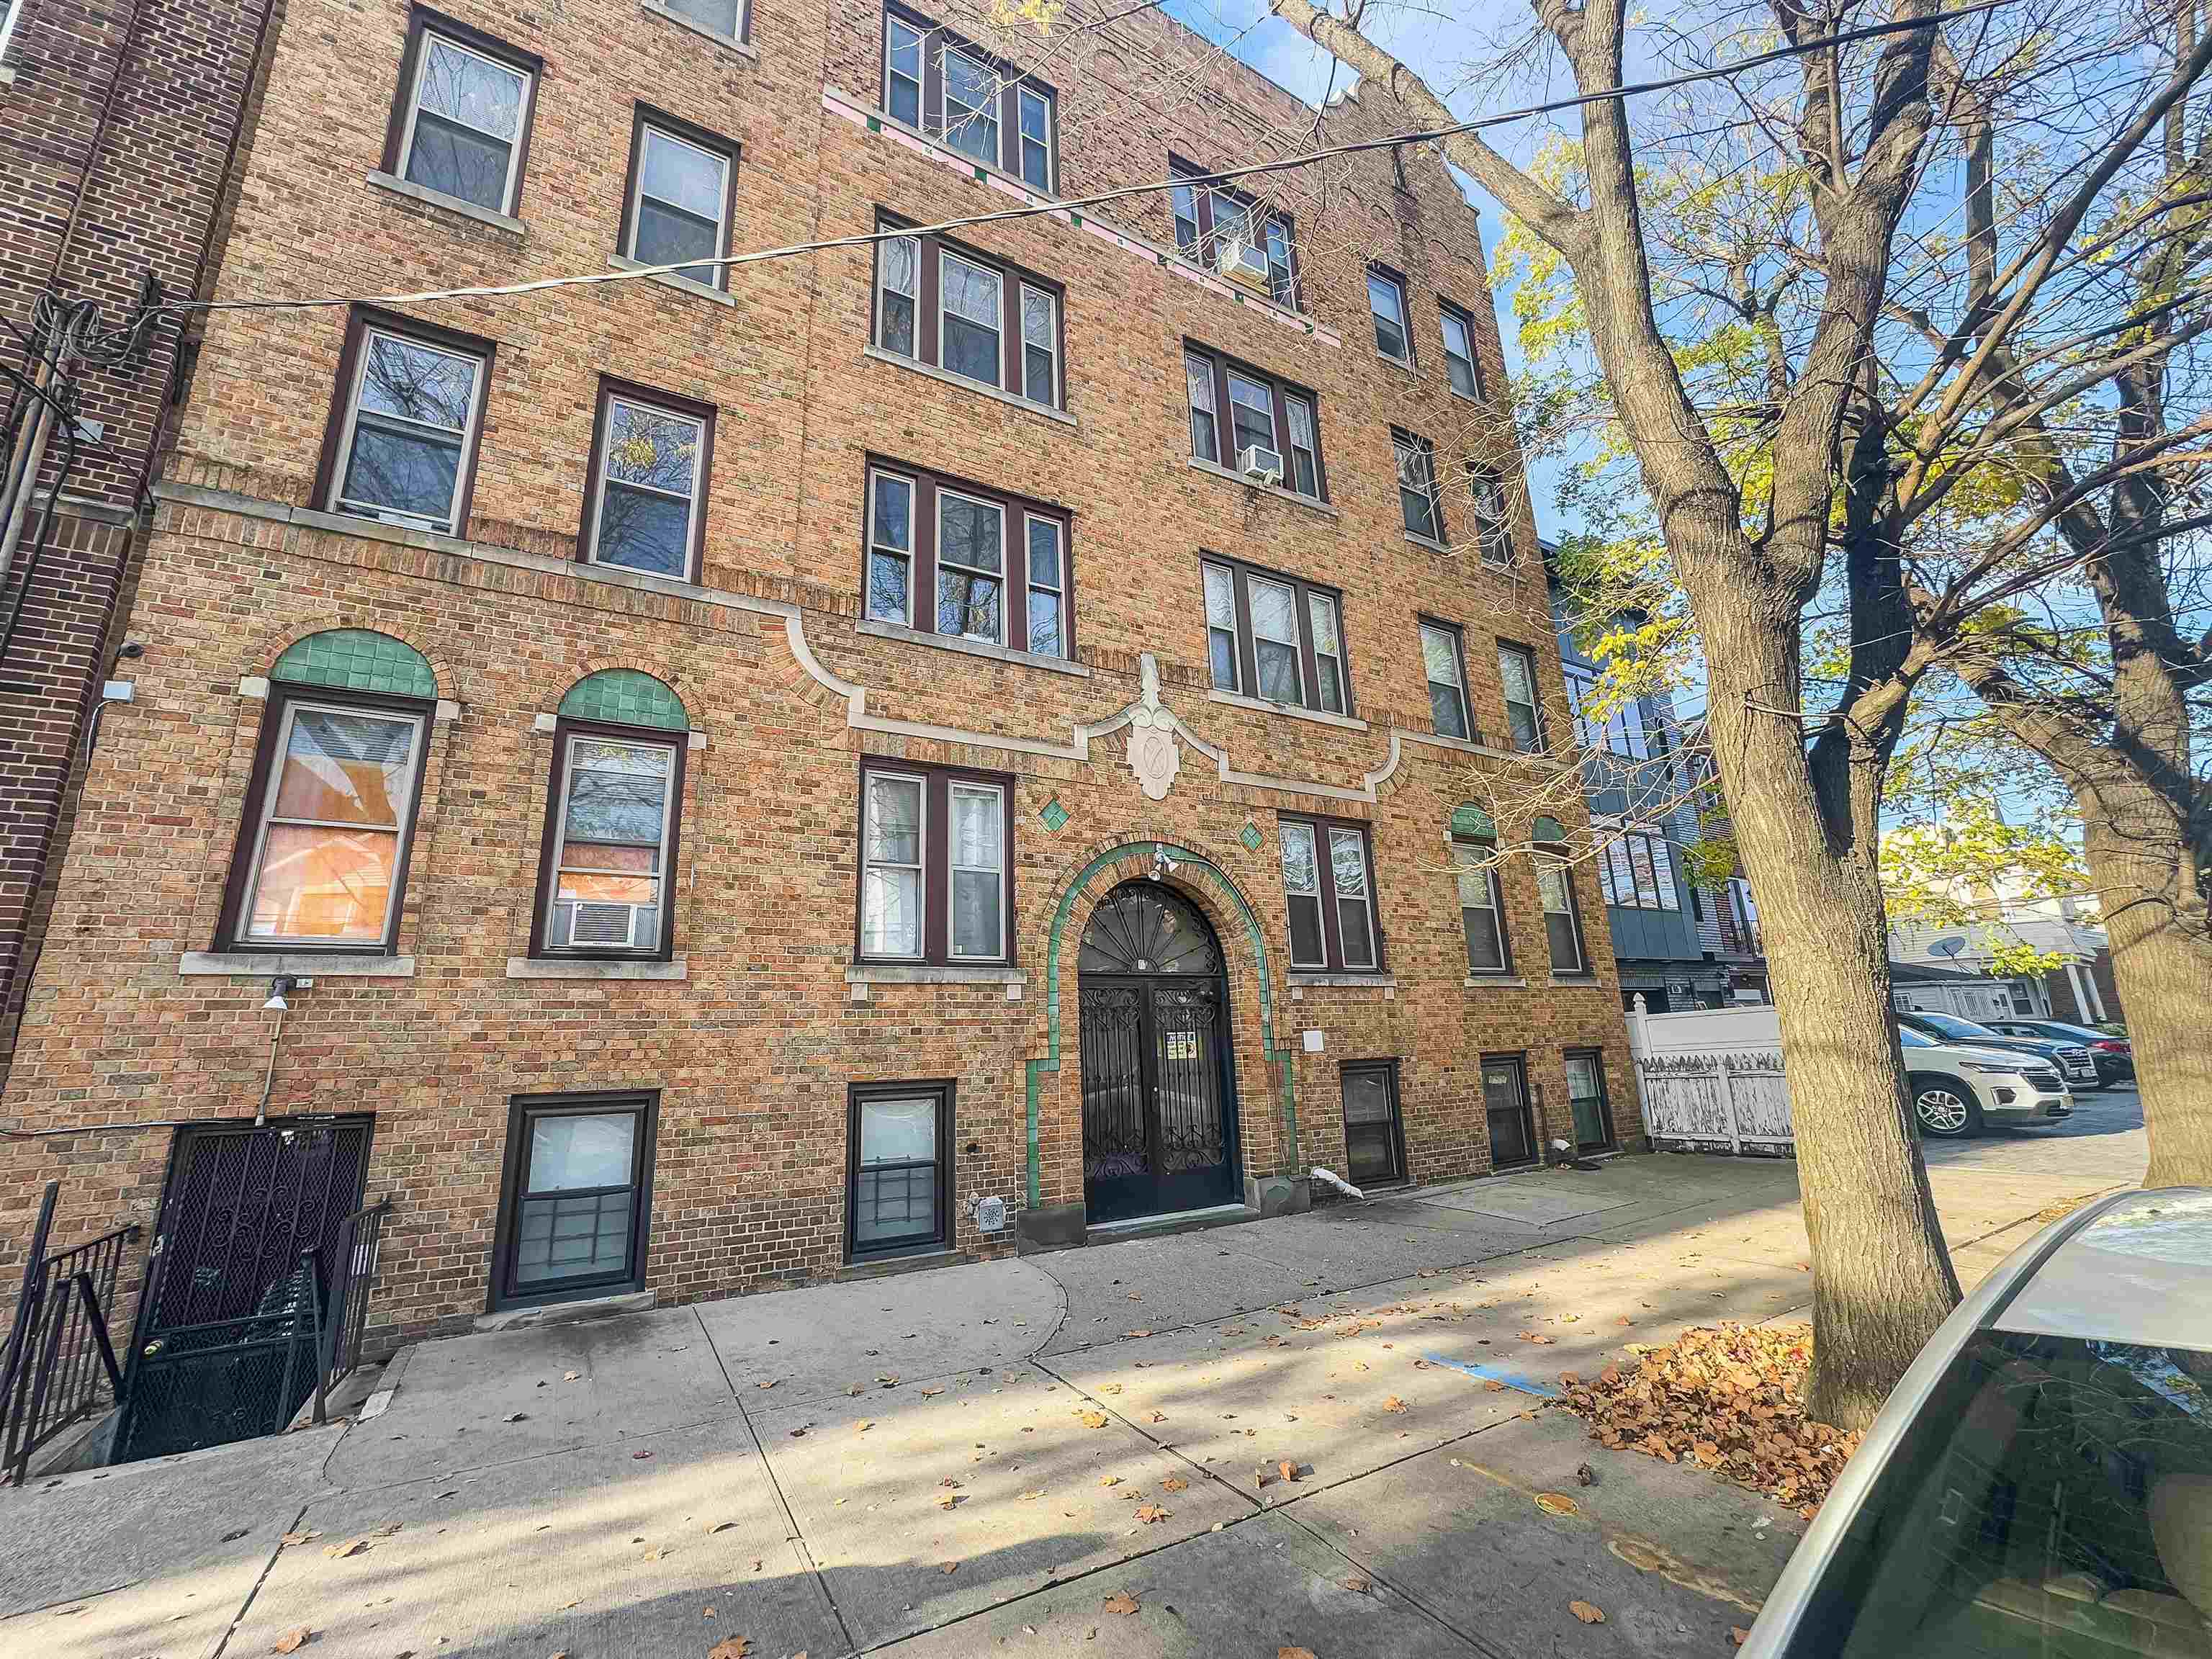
left=1464, top=974, right=1529, bottom=989
left=1404, top=531, right=1449, bottom=555
left=639, top=0, right=758, bottom=58
left=1549, top=974, right=1601, bottom=987
left=845, top=963, right=1028, bottom=985
left=1375, top=349, right=1419, bottom=377
left=1288, top=972, right=1397, bottom=990
left=609, top=255, right=736, bottom=307
left=856, top=616, right=1089, bottom=676
left=180, top=951, right=415, bottom=977
left=1205, top=688, right=1367, bottom=732
left=366, top=171, right=526, bottom=236
left=1185, top=455, right=1338, bottom=518
left=862, top=345, right=1079, bottom=428
left=507, top=956, right=689, bottom=980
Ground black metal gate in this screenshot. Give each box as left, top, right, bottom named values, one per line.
left=1078, top=881, right=1238, bottom=1223
left=116, top=1117, right=372, bottom=1461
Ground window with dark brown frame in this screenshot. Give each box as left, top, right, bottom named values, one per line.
left=617, top=107, right=739, bottom=292
left=1280, top=814, right=1383, bottom=974
left=491, top=1092, right=657, bottom=1310
left=1169, top=158, right=1299, bottom=309
left=1467, top=459, right=1515, bottom=567
left=1394, top=429, right=1444, bottom=544
left=1367, top=266, right=1412, bottom=364
left=1202, top=554, right=1350, bottom=714
left=382, top=9, right=541, bottom=219
left=529, top=718, right=688, bottom=961
left=1183, top=344, right=1325, bottom=500
left=1564, top=1049, right=1616, bottom=1152
left=217, top=682, right=433, bottom=955
left=863, top=459, right=1073, bottom=657
left=872, top=215, right=1064, bottom=408
left=577, top=379, right=714, bottom=582
left=1537, top=850, right=1590, bottom=976
left=1438, top=297, right=1483, bottom=400
left=1498, top=640, right=1546, bottom=752
left=881, top=4, right=1056, bottom=189
left=857, top=760, right=1015, bottom=965
left=1340, top=1060, right=1405, bottom=1187
left=1452, top=832, right=1513, bottom=976
left=318, top=307, right=494, bottom=536
left=1418, top=617, right=1472, bottom=741
left=848, top=1079, right=953, bottom=1258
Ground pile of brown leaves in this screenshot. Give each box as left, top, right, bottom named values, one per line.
left=1557, top=1323, right=1861, bottom=1514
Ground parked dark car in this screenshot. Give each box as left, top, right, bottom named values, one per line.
left=1982, top=1017, right=2136, bottom=1084
left=1895, top=1010, right=2101, bottom=1092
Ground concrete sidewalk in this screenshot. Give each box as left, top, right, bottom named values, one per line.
left=0, top=1094, right=2144, bottom=1658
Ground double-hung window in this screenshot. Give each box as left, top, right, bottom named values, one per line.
left=1439, top=300, right=1481, bottom=398
left=881, top=6, right=1056, bottom=188
left=1467, top=460, right=1514, bottom=567
left=848, top=1082, right=952, bottom=1258
left=1202, top=554, right=1350, bottom=714
left=873, top=220, right=1064, bottom=410
left=493, top=1093, right=656, bottom=1309
left=660, top=0, right=747, bottom=45
left=862, top=462, right=1072, bottom=658
left=326, top=312, right=490, bottom=534
left=1498, top=642, right=1545, bottom=752
left=1168, top=161, right=1299, bottom=309
left=1280, top=816, right=1382, bottom=973
left=1537, top=854, right=1588, bottom=974
left=1395, top=430, right=1444, bottom=544
left=1184, top=346, right=1326, bottom=501
left=1368, top=268, right=1412, bottom=364
left=228, top=688, right=430, bottom=950
left=392, top=20, right=535, bottom=216
left=1454, top=834, right=1511, bottom=976
left=621, top=113, right=734, bottom=291
left=1419, top=618, right=1472, bottom=740
left=582, top=382, right=712, bottom=580
left=534, top=723, right=685, bottom=958
left=858, top=762, right=1013, bottom=964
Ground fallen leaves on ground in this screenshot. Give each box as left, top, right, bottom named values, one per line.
left=562, top=1370, right=581, bottom=1381
left=1481, top=1380, right=1507, bottom=1393
left=1280, top=1647, right=1319, bottom=1659
left=1078, top=1409, right=1110, bottom=1428
left=1558, top=1322, right=1859, bottom=1513
left=1161, top=1476, right=1188, bottom=1492
left=1570, top=1600, right=1606, bottom=1624
left=1133, top=1504, right=1171, bottom=1524
left=273, top=1629, right=312, bottom=1654
left=323, top=1538, right=369, bottom=1559
left=1099, top=1474, right=1122, bottom=1487
left=1380, top=1396, right=1408, bottom=1414
left=1102, top=1593, right=1140, bottom=1615
left=1731, top=1627, right=1752, bottom=1645
left=706, top=1638, right=750, bottom=1659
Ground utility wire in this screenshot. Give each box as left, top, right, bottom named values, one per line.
left=163, top=0, right=2012, bottom=323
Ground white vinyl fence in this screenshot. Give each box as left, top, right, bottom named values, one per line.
left=1625, top=997, right=1796, bottom=1156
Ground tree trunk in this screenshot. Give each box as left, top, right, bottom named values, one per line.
left=2077, top=779, right=2212, bottom=1186
left=1697, top=603, right=1961, bottom=1430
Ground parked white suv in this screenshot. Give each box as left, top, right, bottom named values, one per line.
left=1899, top=1026, right=2074, bottom=1138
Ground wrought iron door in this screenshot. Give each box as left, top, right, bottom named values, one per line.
left=1077, top=882, right=1238, bottom=1223
left=117, top=1117, right=372, bottom=1461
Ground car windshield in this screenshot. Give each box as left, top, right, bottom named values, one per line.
left=1915, top=1013, right=2006, bottom=1041
left=1782, top=1328, right=2212, bottom=1659
left=2031, top=1022, right=2105, bottom=1043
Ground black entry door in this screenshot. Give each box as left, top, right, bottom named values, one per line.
left=1482, top=1057, right=1537, bottom=1169
left=120, top=1117, right=373, bottom=1461
left=1077, top=881, right=1238, bottom=1224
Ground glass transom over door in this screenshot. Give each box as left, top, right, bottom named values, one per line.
left=501, top=1100, right=651, bottom=1304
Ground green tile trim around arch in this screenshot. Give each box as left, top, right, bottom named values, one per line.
left=1024, top=841, right=1295, bottom=1209
left=270, top=629, right=436, bottom=700
left=557, top=669, right=689, bottom=732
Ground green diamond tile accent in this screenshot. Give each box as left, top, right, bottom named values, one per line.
left=973, top=166, right=987, bottom=182
left=558, top=669, right=688, bottom=732
left=1532, top=815, right=1568, bottom=843
left=866, top=115, right=882, bottom=132
left=1070, top=212, right=1084, bottom=227
left=271, top=629, right=436, bottom=699
left=1451, top=804, right=1497, bottom=840
left=1039, top=796, right=1070, bottom=832
left=1239, top=821, right=1263, bottom=853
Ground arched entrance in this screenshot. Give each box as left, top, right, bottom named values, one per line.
left=1077, top=880, right=1240, bottom=1223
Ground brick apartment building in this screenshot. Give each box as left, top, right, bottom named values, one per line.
left=0, top=0, right=276, bottom=1079
left=1, top=0, right=1635, bottom=1349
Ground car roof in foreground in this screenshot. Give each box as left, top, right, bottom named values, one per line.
left=1996, top=1187, right=2212, bottom=1348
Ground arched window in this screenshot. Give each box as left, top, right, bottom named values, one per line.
left=221, top=631, right=438, bottom=953
left=533, top=672, right=689, bottom=961
left=1450, top=804, right=1511, bottom=977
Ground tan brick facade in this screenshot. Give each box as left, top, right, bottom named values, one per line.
left=1, top=0, right=1636, bottom=1345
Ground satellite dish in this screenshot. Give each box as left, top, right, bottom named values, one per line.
left=1929, top=935, right=1966, bottom=958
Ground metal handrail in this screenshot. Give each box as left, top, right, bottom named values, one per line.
left=3, top=1182, right=140, bottom=1484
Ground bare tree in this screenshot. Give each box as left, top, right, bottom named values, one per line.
left=1263, top=0, right=2212, bottom=1424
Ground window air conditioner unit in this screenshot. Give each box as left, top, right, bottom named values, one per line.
left=1238, top=444, right=1283, bottom=487
left=566, top=901, right=644, bottom=948
left=1215, top=238, right=1271, bottom=292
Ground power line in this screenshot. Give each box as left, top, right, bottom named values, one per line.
left=166, top=0, right=2012, bottom=323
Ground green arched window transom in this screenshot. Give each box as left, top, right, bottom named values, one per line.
left=558, top=669, right=688, bottom=732
left=271, top=629, right=436, bottom=699
left=1532, top=815, right=1568, bottom=844
left=1450, top=804, right=1496, bottom=841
